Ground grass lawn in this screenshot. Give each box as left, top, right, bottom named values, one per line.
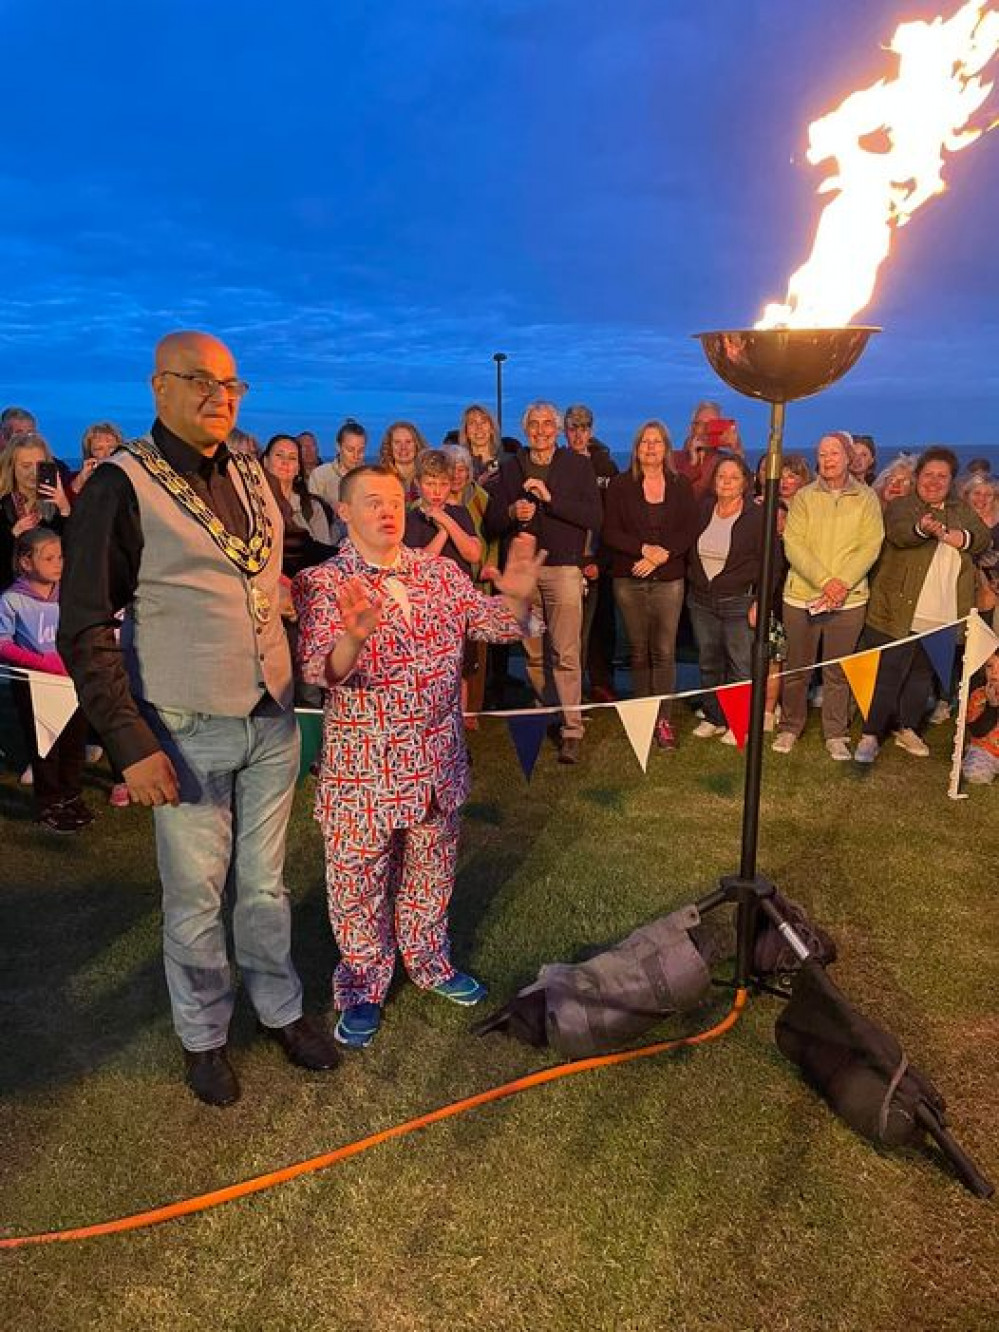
left=1, top=697, right=996, bottom=1332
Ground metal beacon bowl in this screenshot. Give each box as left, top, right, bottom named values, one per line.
left=694, top=327, right=880, bottom=404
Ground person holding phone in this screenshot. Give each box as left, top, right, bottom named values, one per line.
left=675, top=401, right=745, bottom=500
left=0, top=432, right=72, bottom=592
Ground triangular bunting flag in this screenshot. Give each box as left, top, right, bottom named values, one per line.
left=920, top=625, right=958, bottom=693
left=506, top=712, right=550, bottom=781
left=841, top=647, right=882, bottom=721
left=965, top=611, right=999, bottom=677
left=718, top=681, right=752, bottom=750
left=614, top=697, right=660, bottom=771
left=29, top=671, right=79, bottom=759
left=296, top=709, right=323, bottom=783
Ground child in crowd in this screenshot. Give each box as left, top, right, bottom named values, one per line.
left=962, top=651, right=999, bottom=786
left=0, top=529, right=92, bottom=832
left=403, top=448, right=483, bottom=576
left=404, top=449, right=485, bottom=726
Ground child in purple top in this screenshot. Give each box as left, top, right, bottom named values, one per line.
left=0, top=529, right=92, bottom=832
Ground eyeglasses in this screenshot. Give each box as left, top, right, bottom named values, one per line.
left=159, top=371, right=250, bottom=400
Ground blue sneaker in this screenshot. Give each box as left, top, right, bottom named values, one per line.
left=333, top=1002, right=381, bottom=1049
left=431, top=972, right=488, bottom=1007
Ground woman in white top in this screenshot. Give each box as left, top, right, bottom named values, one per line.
left=687, top=456, right=766, bottom=742
left=855, top=447, right=991, bottom=763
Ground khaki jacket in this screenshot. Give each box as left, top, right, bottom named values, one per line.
left=865, top=492, right=991, bottom=638
left=783, top=477, right=884, bottom=607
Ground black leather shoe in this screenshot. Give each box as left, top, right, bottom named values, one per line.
left=183, top=1046, right=240, bottom=1107
left=259, top=1015, right=340, bottom=1071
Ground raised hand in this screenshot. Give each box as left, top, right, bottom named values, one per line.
left=336, top=576, right=384, bottom=642
left=493, top=533, right=545, bottom=603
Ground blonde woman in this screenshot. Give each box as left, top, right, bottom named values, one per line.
left=458, top=404, right=501, bottom=483
left=0, top=432, right=72, bottom=591
left=379, top=420, right=427, bottom=502
left=73, top=421, right=125, bottom=493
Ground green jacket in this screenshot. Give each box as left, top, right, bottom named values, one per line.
left=783, top=476, right=884, bottom=608
left=865, top=492, right=992, bottom=638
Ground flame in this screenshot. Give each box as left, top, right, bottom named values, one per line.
left=757, top=0, right=999, bottom=329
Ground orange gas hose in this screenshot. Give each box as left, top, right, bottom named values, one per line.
left=0, top=988, right=747, bottom=1249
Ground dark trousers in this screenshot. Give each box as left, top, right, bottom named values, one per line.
left=581, top=570, right=617, bottom=693
left=688, top=590, right=755, bottom=727
left=861, top=626, right=935, bottom=739
left=12, top=679, right=88, bottom=812
left=613, top=577, right=685, bottom=721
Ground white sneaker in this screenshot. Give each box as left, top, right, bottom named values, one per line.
left=810, top=686, right=824, bottom=709
left=720, top=728, right=738, bottom=746
left=928, top=700, right=951, bottom=726
left=854, top=735, right=880, bottom=764
left=894, top=727, right=930, bottom=757
left=772, top=732, right=796, bottom=754
left=825, top=737, right=852, bottom=762
left=85, top=745, right=103, bottom=764
left=693, top=720, right=726, bottom=739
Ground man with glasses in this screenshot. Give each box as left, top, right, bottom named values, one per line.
left=59, top=330, right=340, bottom=1107
left=484, top=400, right=602, bottom=763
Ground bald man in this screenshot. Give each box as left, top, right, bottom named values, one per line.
left=59, top=331, right=340, bottom=1106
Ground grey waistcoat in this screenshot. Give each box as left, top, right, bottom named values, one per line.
left=111, top=437, right=293, bottom=715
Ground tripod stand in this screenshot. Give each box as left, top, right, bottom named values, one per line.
left=690, top=326, right=993, bottom=1199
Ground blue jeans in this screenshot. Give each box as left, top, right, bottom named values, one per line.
left=150, top=706, right=303, bottom=1052
left=688, top=590, right=755, bottom=727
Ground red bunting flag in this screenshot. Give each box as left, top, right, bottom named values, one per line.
left=718, top=681, right=752, bottom=750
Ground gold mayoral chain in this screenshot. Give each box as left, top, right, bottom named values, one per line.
left=125, top=437, right=275, bottom=580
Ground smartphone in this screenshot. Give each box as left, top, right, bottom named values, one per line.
left=36, top=461, right=59, bottom=491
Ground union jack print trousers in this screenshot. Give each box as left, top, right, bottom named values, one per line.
left=324, top=803, right=460, bottom=1008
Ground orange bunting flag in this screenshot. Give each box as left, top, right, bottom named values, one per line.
left=718, top=682, right=752, bottom=749
left=841, top=647, right=882, bottom=720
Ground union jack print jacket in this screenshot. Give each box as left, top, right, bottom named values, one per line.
left=293, top=539, right=529, bottom=837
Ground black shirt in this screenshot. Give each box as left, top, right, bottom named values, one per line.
left=57, top=420, right=257, bottom=771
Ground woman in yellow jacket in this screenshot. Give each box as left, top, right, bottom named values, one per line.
left=772, top=432, right=884, bottom=761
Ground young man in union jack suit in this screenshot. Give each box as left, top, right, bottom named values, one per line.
left=293, top=464, right=543, bottom=1048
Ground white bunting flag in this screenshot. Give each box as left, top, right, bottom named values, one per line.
left=948, top=611, right=999, bottom=800
left=614, top=696, right=661, bottom=772
left=29, top=671, right=79, bottom=759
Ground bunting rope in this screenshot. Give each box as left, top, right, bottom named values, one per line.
left=0, top=989, right=748, bottom=1249
left=3, top=615, right=995, bottom=789
left=0, top=615, right=971, bottom=713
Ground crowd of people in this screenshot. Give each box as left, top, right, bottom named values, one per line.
left=1, top=335, right=997, bottom=1102
left=2, top=395, right=998, bottom=804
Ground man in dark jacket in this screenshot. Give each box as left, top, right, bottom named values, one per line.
left=484, top=401, right=602, bottom=763
left=565, top=403, right=618, bottom=701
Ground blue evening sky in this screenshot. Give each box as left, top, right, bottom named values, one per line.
left=1, top=0, right=996, bottom=462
